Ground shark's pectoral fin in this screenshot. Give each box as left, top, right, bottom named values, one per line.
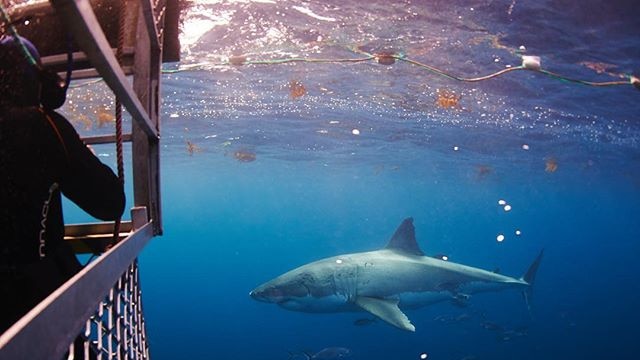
left=354, top=296, right=415, bottom=332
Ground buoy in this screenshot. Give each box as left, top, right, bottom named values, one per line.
left=229, top=55, right=246, bottom=66
left=375, top=51, right=396, bottom=65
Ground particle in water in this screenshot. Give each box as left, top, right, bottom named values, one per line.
left=498, top=199, right=507, bottom=205
left=497, top=234, right=505, bottom=242
left=453, top=146, right=459, bottom=151
left=545, top=157, right=558, bottom=173
left=441, top=255, right=449, bottom=261
left=522, top=144, right=530, bottom=150
left=515, top=229, right=522, bottom=236
left=352, top=129, right=360, bottom=135
left=336, top=259, right=343, bottom=264
left=504, top=205, right=512, bottom=212
left=420, top=353, right=428, bottom=359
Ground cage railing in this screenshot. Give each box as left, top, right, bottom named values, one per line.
left=0, top=208, right=153, bottom=359
left=0, top=0, right=176, bottom=357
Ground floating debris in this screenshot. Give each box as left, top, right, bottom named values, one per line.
left=522, top=144, right=530, bottom=150
left=375, top=51, right=396, bottom=65
left=351, top=129, right=360, bottom=135
left=496, top=234, right=505, bottom=242
left=545, top=157, right=558, bottom=173
left=228, top=54, right=247, bottom=66
left=579, top=61, right=618, bottom=75
left=435, top=89, right=461, bottom=109
left=515, top=229, right=522, bottom=236
left=186, top=140, right=202, bottom=156
left=504, top=204, right=512, bottom=212
left=498, top=199, right=507, bottom=205
left=476, top=165, right=492, bottom=179
left=96, top=106, right=114, bottom=127
left=289, top=80, right=306, bottom=99
left=233, top=150, right=256, bottom=162
left=73, top=113, right=93, bottom=130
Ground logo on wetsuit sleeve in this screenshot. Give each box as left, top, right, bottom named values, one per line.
left=38, top=182, right=59, bottom=259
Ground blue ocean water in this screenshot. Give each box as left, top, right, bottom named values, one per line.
left=63, top=0, right=639, bottom=359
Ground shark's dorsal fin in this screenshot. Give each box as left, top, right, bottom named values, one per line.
left=385, top=217, right=424, bottom=256
left=355, top=296, right=415, bottom=332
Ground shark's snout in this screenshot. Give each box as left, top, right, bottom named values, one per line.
left=249, top=285, right=286, bottom=303
left=249, top=289, right=268, bottom=302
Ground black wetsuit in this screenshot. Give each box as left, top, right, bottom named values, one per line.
left=0, top=106, right=125, bottom=333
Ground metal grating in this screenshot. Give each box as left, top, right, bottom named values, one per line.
left=70, top=259, right=149, bottom=360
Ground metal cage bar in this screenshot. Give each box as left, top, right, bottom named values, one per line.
left=0, top=215, right=154, bottom=359
left=0, top=0, right=167, bottom=357
left=50, top=0, right=159, bottom=141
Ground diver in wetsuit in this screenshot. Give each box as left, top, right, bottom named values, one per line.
left=0, top=35, right=125, bottom=333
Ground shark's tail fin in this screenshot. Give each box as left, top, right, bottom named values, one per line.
left=520, top=249, right=544, bottom=312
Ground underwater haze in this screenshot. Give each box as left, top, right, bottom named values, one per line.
left=63, top=0, right=640, bottom=359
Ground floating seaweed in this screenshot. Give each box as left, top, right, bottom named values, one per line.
left=233, top=150, right=256, bottom=162
left=289, top=80, right=306, bottom=99
left=545, top=157, right=558, bottom=173
left=476, top=164, right=492, bottom=179
left=435, top=89, right=461, bottom=109
left=186, top=140, right=202, bottom=156
left=96, top=106, right=114, bottom=127
left=72, top=113, right=93, bottom=130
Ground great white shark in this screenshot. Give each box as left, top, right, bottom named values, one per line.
left=250, top=218, right=543, bottom=332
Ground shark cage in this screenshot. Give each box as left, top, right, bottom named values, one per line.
left=0, top=0, right=180, bottom=358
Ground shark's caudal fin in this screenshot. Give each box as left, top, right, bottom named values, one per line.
left=385, top=217, right=424, bottom=256
left=520, top=250, right=544, bottom=311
